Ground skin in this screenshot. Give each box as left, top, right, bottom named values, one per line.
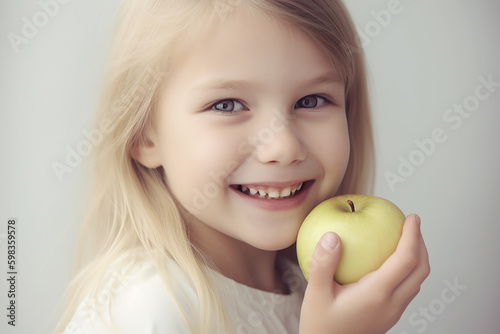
left=135, top=7, right=430, bottom=333
left=137, top=9, right=349, bottom=291
left=301, top=214, right=430, bottom=334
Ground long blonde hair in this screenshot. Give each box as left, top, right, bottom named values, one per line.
left=55, top=0, right=374, bottom=333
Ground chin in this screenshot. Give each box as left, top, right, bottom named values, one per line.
left=249, top=233, right=297, bottom=252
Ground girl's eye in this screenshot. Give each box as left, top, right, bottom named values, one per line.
left=295, top=95, right=328, bottom=109
left=211, top=99, right=246, bottom=113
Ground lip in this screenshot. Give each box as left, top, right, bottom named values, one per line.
left=235, top=180, right=304, bottom=190
left=230, top=180, right=314, bottom=211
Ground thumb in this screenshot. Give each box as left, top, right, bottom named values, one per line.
left=307, top=232, right=342, bottom=293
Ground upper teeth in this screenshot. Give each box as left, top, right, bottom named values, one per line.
left=240, top=183, right=303, bottom=199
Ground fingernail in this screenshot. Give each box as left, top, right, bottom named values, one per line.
left=415, top=214, right=421, bottom=227
left=320, top=233, right=338, bottom=250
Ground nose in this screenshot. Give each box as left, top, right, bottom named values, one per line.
left=252, top=115, right=306, bottom=166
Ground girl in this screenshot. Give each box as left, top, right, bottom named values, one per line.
left=55, top=0, right=430, bottom=333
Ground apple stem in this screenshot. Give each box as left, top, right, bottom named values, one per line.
left=347, top=199, right=355, bottom=212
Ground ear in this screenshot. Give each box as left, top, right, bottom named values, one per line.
left=131, top=130, right=162, bottom=169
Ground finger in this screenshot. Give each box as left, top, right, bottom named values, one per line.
left=306, top=232, right=341, bottom=298
left=373, top=214, right=422, bottom=293
left=393, top=229, right=431, bottom=304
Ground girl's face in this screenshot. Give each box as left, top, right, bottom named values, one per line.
left=146, top=9, right=350, bottom=252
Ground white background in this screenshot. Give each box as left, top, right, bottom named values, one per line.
left=1, top=0, right=499, bottom=333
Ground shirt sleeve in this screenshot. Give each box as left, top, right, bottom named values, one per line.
left=63, top=261, right=196, bottom=334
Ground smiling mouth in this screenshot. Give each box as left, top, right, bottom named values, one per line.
left=233, top=182, right=307, bottom=200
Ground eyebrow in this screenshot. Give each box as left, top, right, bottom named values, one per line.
left=309, top=72, right=344, bottom=86
left=190, top=71, right=344, bottom=92
left=190, top=79, right=251, bottom=92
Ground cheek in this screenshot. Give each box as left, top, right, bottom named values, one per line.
left=307, top=116, right=350, bottom=193
left=184, top=126, right=246, bottom=172
left=327, top=130, right=350, bottom=169
left=157, top=116, right=246, bottom=199
left=309, top=117, right=350, bottom=166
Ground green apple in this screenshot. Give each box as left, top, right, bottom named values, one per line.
left=296, top=194, right=405, bottom=284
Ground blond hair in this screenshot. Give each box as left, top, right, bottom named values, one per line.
left=54, top=0, right=374, bottom=333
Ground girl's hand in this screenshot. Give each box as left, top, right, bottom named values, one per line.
left=299, top=214, right=430, bottom=334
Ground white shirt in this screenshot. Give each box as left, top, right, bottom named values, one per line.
left=63, top=251, right=306, bottom=334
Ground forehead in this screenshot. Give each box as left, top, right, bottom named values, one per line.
left=165, top=7, right=341, bottom=90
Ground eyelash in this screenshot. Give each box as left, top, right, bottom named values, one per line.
left=294, top=95, right=331, bottom=109
left=210, top=99, right=247, bottom=114
left=209, top=94, right=332, bottom=115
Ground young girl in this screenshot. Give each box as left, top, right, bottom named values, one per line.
left=55, top=0, right=430, bottom=333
